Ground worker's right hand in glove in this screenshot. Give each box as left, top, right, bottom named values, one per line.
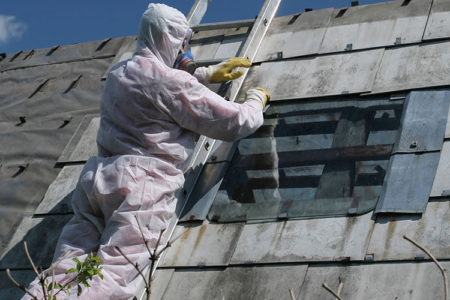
left=202, top=57, right=251, bottom=83
left=245, top=87, right=271, bottom=109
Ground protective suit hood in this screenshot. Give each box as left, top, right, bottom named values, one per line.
left=137, top=3, right=189, bottom=67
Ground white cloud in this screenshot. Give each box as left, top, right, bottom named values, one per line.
left=0, top=14, right=27, bottom=44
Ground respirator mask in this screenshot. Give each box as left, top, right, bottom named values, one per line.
left=174, top=28, right=196, bottom=74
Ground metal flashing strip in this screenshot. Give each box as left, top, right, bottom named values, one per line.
left=393, top=90, right=450, bottom=153
left=376, top=90, right=450, bottom=213
left=375, top=152, right=441, bottom=214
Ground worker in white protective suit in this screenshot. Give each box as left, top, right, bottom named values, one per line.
left=23, top=3, right=269, bottom=299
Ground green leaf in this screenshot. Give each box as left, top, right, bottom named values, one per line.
left=77, top=285, right=82, bottom=296
left=65, top=268, right=77, bottom=274
left=99, top=273, right=104, bottom=280
left=73, top=257, right=81, bottom=264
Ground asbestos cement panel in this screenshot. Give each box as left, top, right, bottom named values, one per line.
left=248, top=49, right=384, bottom=101
left=160, top=223, right=244, bottom=267
left=431, top=142, right=450, bottom=197
left=254, top=9, right=333, bottom=62
left=298, top=261, right=450, bottom=300
left=161, top=265, right=308, bottom=300
left=375, top=152, right=440, bottom=213
left=0, top=214, right=73, bottom=269
left=0, top=37, right=125, bottom=72
left=58, top=116, right=99, bottom=163
left=319, top=0, right=432, bottom=54
left=34, top=165, right=84, bottom=214
left=394, top=90, right=450, bottom=153
left=230, top=212, right=374, bottom=264
left=146, top=269, right=175, bottom=300
left=102, top=36, right=137, bottom=79
left=423, top=0, right=450, bottom=40
left=371, top=41, right=450, bottom=94
left=368, top=201, right=450, bottom=260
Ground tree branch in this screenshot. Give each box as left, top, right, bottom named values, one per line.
left=115, top=246, right=149, bottom=288
left=289, top=288, right=296, bottom=300
left=403, top=235, right=448, bottom=300
left=322, top=283, right=343, bottom=300
left=23, top=242, right=47, bottom=300
left=337, top=277, right=344, bottom=299
left=5, top=269, right=37, bottom=299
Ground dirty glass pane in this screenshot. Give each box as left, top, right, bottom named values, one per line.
left=208, top=97, right=404, bottom=222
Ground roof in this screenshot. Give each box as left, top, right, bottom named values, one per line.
left=1, top=0, right=450, bottom=299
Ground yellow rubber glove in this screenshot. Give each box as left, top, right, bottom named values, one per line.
left=245, top=87, right=271, bottom=109
left=255, top=87, right=270, bottom=107
left=203, top=58, right=251, bottom=83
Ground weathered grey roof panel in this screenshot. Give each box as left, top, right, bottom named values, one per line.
left=160, top=223, right=243, bottom=267
left=190, top=26, right=251, bottom=62
left=0, top=214, right=72, bottom=268
left=371, top=41, right=450, bottom=94
left=298, top=261, right=450, bottom=300
left=58, top=116, right=99, bottom=163
left=247, top=49, right=384, bottom=101
left=161, top=265, right=308, bottom=300
left=0, top=37, right=125, bottom=72
left=230, top=212, right=373, bottom=264
left=368, top=201, right=450, bottom=260
left=319, top=0, right=432, bottom=53
left=431, top=142, right=450, bottom=197
left=254, top=9, right=333, bottom=62
left=423, top=0, right=450, bottom=40
left=34, top=165, right=83, bottom=214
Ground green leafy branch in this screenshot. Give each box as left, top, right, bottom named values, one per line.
left=6, top=241, right=104, bottom=299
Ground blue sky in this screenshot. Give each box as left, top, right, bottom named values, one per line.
left=0, top=0, right=390, bottom=55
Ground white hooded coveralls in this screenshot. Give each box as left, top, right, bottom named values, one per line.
left=24, top=3, right=263, bottom=300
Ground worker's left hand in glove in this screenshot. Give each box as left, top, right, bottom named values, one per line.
left=202, top=57, right=251, bottom=83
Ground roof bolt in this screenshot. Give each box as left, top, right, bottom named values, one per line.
left=182, top=189, right=187, bottom=197
left=410, top=141, right=418, bottom=148
left=345, top=43, right=353, bottom=51
left=205, top=142, right=210, bottom=151
left=263, top=18, right=268, bottom=26
left=364, top=254, right=374, bottom=262
left=305, top=8, right=313, bottom=12
left=395, top=37, right=402, bottom=45
left=277, top=51, right=283, bottom=60
left=211, top=155, right=217, bottom=162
